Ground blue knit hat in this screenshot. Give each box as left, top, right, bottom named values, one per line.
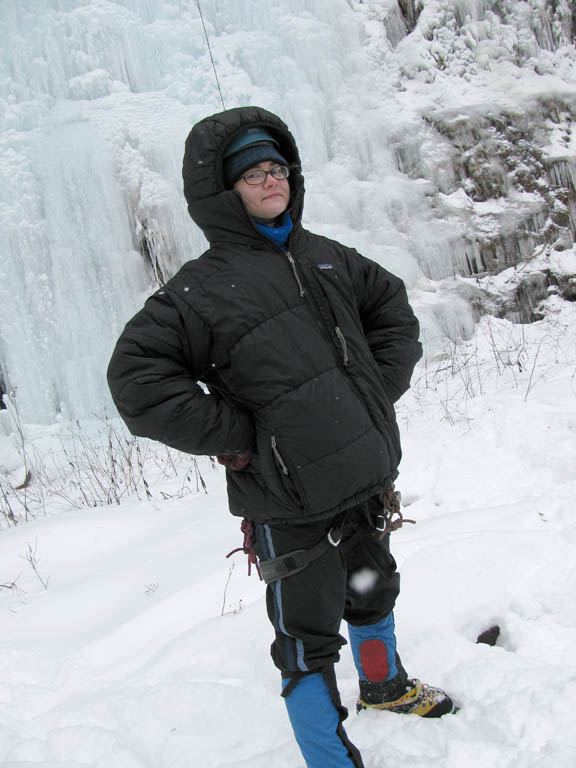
left=224, top=127, right=287, bottom=187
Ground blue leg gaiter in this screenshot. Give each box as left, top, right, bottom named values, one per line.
left=348, top=613, right=398, bottom=682
left=282, top=672, right=363, bottom=767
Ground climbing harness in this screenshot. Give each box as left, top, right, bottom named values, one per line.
left=226, top=487, right=416, bottom=584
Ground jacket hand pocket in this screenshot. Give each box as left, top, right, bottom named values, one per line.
left=256, top=429, right=306, bottom=510
left=271, top=434, right=306, bottom=509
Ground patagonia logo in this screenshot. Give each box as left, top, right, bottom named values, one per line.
left=317, top=263, right=333, bottom=269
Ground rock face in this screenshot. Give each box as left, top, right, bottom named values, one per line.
left=0, top=367, right=6, bottom=410
left=398, top=0, right=424, bottom=33
left=361, top=0, right=576, bottom=320
left=425, top=99, right=576, bottom=275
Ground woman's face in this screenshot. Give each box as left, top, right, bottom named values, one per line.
left=233, top=161, right=290, bottom=221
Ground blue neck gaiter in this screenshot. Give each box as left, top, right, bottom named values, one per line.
left=254, top=211, right=293, bottom=250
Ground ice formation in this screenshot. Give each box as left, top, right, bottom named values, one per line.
left=0, top=0, right=574, bottom=425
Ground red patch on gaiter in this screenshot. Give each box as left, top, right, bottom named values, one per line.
left=359, top=639, right=389, bottom=682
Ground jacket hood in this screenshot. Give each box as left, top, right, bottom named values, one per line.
left=182, top=106, right=304, bottom=248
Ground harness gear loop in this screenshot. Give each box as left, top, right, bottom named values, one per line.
left=376, top=486, right=416, bottom=539
left=226, top=518, right=263, bottom=580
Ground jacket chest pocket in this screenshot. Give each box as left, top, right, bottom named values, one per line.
left=307, top=265, right=356, bottom=367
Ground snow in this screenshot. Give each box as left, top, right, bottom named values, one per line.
left=2, top=296, right=576, bottom=767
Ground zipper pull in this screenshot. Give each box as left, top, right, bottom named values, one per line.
left=285, top=251, right=305, bottom=298
left=335, top=326, right=349, bottom=366
left=271, top=435, right=289, bottom=475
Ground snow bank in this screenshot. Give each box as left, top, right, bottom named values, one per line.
left=1, top=300, right=575, bottom=767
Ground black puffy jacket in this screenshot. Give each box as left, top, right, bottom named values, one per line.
left=107, top=106, right=422, bottom=523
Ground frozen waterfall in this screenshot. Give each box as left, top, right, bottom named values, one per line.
left=1, top=0, right=575, bottom=426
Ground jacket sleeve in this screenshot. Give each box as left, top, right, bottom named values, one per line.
left=107, top=288, right=254, bottom=456
left=352, top=253, right=423, bottom=402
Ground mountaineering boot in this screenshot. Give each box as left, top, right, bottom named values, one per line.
left=282, top=671, right=364, bottom=768
left=356, top=675, right=456, bottom=717
left=348, top=613, right=455, bottom=717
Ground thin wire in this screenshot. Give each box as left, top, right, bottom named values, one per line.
left=196, top=0, right=226, bottom=111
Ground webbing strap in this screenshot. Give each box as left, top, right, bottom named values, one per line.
left=259, top=541, right=328, bottom=584
left=259, top=518, right=369, bottom=584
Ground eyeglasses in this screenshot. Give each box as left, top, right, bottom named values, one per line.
left=240, top=165, right=290, bottom=185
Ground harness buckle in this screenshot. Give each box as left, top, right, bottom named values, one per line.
left=327, top=526, right=343, bottom=547
left=374, top=514, right=387, bottom=533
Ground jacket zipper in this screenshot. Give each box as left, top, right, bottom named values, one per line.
left=247, top=207, right=303, bottom=298
left=271, top=434, right=289, bottom=475
left=335, top=326, right=349, bottom=366
left=271, top=434, right=308, bottom=510
left=285, top=251, right=305, bottom=298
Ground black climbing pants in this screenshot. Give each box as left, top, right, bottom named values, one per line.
left=253, top=497, right=401, bottom=676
